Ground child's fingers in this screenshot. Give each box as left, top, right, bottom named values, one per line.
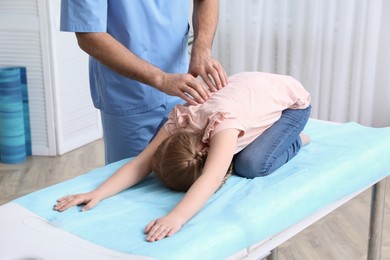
left=147, top=225, right=170, bottom=242
left=144, top=217, right=183, bottom=241
left=53, top=194, right=88, bottom=211
left=56, top=195, right=73, bottom=202
left=81, top=199, right=99, bottom=211
left=146, top=222, right=161, bottom=238
left=53, top=200, right=74, bottom=212
left=144, top=220, right=157, bottom=234
left=154, top=227, right=171, bottom=241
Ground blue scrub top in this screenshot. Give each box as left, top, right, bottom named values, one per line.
left=60, top=0, right=190, bottom=115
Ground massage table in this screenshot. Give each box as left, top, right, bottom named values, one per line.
left=0, top=119, right=389, bottom=260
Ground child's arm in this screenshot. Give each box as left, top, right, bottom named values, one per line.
left=144, top=128, right=240, bottom=242
left=54, top=128, right=170, bottom=212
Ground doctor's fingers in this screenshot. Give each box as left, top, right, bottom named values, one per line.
left=182, top=75, right=211, bottom=100
left=201, top=62, right=227, bottom=92
left=170, top=73, right=211, bottom=99
left=180, top=73, right=210, bottom=99
left=180, top=82, right=211, bottom=105
left=210, top=61, right=228, bottom=89
left=194, top=59, right=227, bottom=92
left=161, top=73, right=209, bottom=105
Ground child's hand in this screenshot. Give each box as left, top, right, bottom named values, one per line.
left=53, top=192, right=101, bottom=212
left=144, top=214, right=184, bottom=242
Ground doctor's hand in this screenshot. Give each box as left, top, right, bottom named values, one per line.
left=144, top=214, right=184, bottom=242
left=188, top=48, right=228, bottom=93
left=157, top=73, right=210, bottom=106
left=53, top=192, right=101, bottom=212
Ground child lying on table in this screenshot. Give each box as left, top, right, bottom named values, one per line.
left=53, top=71, right=311, bottom=242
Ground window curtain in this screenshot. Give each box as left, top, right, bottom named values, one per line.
left=213, top=0, right=390, bottom=127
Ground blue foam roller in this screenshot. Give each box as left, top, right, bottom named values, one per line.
left=0, top=67, right=26, bottom=164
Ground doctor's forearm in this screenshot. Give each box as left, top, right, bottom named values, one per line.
left=75, top=32, right=165, bottom=89
left=192, top=0, right=219, bottom=53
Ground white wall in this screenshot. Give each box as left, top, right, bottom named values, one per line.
left=213, top=0, right=390, bottom=127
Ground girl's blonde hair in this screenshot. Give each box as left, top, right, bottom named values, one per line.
left=151, top=131, right=232, bottom=192
left=151, top=132, right=206, bottom=192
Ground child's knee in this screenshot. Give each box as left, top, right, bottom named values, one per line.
left=233, top=161, right=272, bottom=179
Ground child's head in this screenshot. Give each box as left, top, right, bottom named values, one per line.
left=151, top=131, right=206, bottom=192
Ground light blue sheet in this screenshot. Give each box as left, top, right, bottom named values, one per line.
left=15, top=120, right=390, bottom=259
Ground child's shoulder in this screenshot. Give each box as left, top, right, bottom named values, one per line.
left=228, top=71, right=280, bottom=81
left=228, top=71, right=300, bottom=86
left=229, top=71, right=292, bottom=78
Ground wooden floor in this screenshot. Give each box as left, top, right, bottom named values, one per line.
left=0, top=139, right=389, bottom=260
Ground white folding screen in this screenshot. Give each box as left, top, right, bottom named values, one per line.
left=0, top=0, right=56, bottom=155
left=0, top=0, right=102, bottom=156
left=214, top=0, right=390, bottom=127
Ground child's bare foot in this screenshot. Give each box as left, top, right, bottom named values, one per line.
left=300, top=132, right=311, bottom=146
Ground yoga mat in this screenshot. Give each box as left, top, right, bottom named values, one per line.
left=0, top=66, right=29, bottom=164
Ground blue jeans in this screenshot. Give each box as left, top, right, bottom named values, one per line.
left=233, top=106, right=311, bottom=178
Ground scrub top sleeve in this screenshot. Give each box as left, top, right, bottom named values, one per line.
left=60, top=0, right=108, bottom=32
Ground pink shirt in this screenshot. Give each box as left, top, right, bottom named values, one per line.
left=164, top=72, right=311, bottom=153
